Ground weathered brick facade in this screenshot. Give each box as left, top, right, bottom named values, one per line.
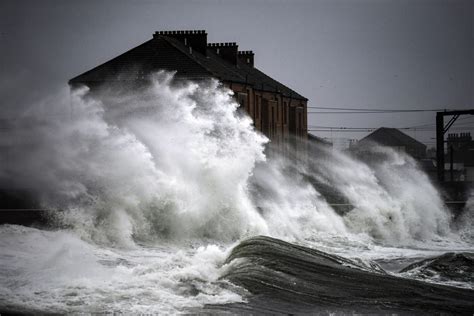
left=226, top=82, right=307, bottom=146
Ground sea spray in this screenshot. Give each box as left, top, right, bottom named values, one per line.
left=0, top=73, right=472, bottom=313
left=1, top=73, right=269, bottom=245
left=0, top=72, right=457, bottom=247
left=454, top=189, right=474, bottom=243
left=302, top=143, right=451, bottom=245
left=250, top=153, right=348, bottom=240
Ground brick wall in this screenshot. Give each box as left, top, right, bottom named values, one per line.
left=225, top=82, right=307, bottom=146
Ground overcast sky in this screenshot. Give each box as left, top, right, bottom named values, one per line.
left=1, top=0, right=473, bottom=147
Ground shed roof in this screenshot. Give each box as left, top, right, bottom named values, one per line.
left=359, top=127, right=426, bottom=150
left=308, top=133, right=332, bottom=146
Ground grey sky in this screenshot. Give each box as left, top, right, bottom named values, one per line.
left=1, top=0, right=473, bottom=147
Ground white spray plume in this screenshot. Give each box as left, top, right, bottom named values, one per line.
left=0, top=72, right=458, bottom=247
left=1, top=72, right=269, bottom=246
left=454, top=189, right=474, bottom=243
left=299, top=143, right=451, bottom=245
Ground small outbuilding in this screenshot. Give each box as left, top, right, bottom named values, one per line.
left=355, top=127, right=427, bottom=159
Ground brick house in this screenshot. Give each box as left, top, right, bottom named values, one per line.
left=69, top=30, right=308, bottom=145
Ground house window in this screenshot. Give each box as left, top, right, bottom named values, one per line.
left=278, top=103, right=282, bottom=123
left=298, top=112, right=302, bottom=136
left=256, top=96, right=261, bottom=119
left=247, top=89, right=251, bottom=113
left=271, top=106, right=275, bottom=137
left=237, top=93, right=247, bottom=114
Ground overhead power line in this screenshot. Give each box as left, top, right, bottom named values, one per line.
left=307, top=125, right=474, bottom=132
left=403, top=116, right=474, bottom=129
left=308, top=129, right=375, bottom=133
left=307, top=106, right=453, bottom=112
left=308, top=116, right=474, bottom=131
left=306, top=106, right=471, bottom=115
left=308, top=110, right=452, bottom=114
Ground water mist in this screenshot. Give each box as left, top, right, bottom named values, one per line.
left=0, top=72, right=459, bottom=246
left=0, top=72, right=471, bottom=313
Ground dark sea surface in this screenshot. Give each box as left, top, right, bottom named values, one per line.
left=201, top=236, right=474, bottom=315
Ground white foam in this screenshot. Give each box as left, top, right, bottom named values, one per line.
left=0, top=225, right=242, bottom=313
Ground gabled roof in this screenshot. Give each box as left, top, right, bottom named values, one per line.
left=359, top=127, right=426, bottom=150
left=69, top=34, right=307, bottom=100
left=308, top=133, right=332, bottom=146
left=69, top=37, right=214, bottom=83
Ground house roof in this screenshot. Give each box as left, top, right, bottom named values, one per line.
left=69, top=33, right=307, bottom=100
left=69, top=37, right=214, bottom=83
left=358, top=127, right=426, bottom=150
left=308, top=133, right=332, bottom=146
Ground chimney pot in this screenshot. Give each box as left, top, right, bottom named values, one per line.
left=155, top=30, right=207, bottom=55
left=208, top=42, right=238, bottom=64
left=237, top=49, right=255, bottom=67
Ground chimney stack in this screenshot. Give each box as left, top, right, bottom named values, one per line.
left=238, top=51, right=254, bottom=67
left=153, top=30, right=208, bottom=55
left=207, top=42, right=238, bottom=65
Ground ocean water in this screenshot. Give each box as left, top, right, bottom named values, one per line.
left=0, top=73, right=472, bottom=313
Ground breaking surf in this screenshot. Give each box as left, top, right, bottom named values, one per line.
left=0, top=73, right=473, bottom=314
